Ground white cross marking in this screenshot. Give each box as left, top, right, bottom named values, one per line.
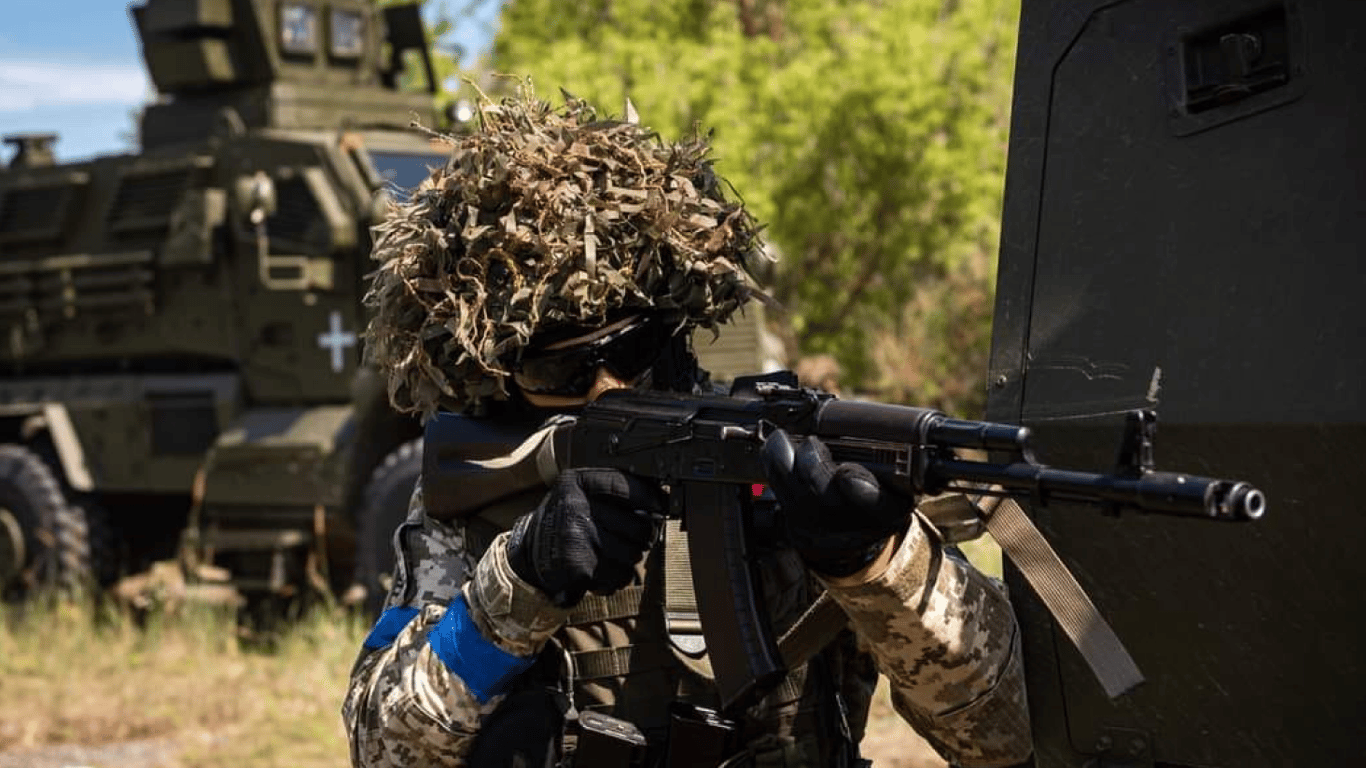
left=317, top=310, right=357, bottom=373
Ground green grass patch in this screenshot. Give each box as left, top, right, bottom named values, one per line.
left=957, top=536, right=1004, bottom=579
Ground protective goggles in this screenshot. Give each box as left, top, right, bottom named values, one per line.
left=513, top=315, right=666, bottom=397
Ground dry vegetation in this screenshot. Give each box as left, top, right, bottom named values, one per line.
left=0, top=600, right=364, bottom=768
left=0, top=541, right=998, bottom=767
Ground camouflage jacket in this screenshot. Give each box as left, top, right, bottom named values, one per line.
left=342, top=485, right=1031, bottom=767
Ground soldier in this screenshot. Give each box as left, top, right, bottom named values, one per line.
left=343, top=88, right=1031, bottom=767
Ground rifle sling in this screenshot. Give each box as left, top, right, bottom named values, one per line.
left=771, top=497, right=1149, bottom=701
left=776, top=591, right=848, bottom=671
left=979, top=496, right=1145, bottom=699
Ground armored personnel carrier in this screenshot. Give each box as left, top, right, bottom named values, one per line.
left=988, top=0, right=1362, bottom=765
left=0, top=0, right=449, bottom=607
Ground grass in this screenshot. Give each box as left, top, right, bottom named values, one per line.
left=0, top=536, right=1001, bottom=767
left=959, top=535, right=1004, bottom=579
left=0, top=598, right=369, bottom=768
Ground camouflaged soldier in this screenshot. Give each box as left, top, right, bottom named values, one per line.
left=343, top=88, right=1032, bottom=767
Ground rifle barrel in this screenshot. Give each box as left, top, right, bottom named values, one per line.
left=932, top=457, right=1266, bottom=521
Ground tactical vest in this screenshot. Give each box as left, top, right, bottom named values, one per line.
left=423, top=413, right=876, bottom=767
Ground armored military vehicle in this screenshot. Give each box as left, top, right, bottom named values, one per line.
left=988, top=0, right=1362, bottom=765
left=0, top=0, right=450, bottom=607
left=0, top=0, right=783, bottom=612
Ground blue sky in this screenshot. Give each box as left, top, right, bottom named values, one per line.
left=0, top=1, right=499, bottom=163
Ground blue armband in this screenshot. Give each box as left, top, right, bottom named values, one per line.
left=427, top=594, right=536, bottom=704
left=362, top=606, right=420, bottom=650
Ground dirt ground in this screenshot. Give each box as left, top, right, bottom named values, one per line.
left=0, top=736, right=185, bottom=768
left=861, top=677, right=950, bottom=768
left=863, top=727, right=949, bottom=767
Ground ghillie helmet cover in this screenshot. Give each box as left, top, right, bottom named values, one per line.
left=364, top=84, right=768, bottom=418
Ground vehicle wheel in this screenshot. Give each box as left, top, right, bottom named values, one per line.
left=0, top=444, right=95, bottom=599
left=350, top=438, right=422, bottom=617
left=71, top=494, right=119, bottom=587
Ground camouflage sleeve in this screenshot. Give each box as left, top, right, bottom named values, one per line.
left=343, top=507, right=570, bottom=767
left=463, top=531, right=572, bottom=656
left=820, top=513, right=1032, bottom=768
left=343, top=601, right=493, bottom=767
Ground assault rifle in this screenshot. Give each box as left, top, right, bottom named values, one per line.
left=425, top=372, right=1266, bottom=711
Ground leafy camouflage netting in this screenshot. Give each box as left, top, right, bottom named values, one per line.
left=364, top=84, right=768, bottom=418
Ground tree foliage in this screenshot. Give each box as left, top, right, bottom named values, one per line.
left=378, top=0, right=500, bottom=118
left=488, top=0, right=1019, bottom=411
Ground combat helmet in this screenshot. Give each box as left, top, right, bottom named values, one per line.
left=365, top=83, right=768, bottom=418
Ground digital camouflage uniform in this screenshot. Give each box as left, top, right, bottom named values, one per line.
left=343, top=482, right=1030, bottom=767
left=344, top=88, right=1032, bottom=767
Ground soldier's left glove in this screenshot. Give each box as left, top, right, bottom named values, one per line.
left=761, top=429, right=914, bottom=577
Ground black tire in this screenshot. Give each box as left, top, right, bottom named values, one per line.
left=71, top=494, right=119, bottom=588
left=351, top=438, right=423, bottom=617
left=0, top=444, right=95, bottom=600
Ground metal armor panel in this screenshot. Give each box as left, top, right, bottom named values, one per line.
left=987, top=1, right=1365, bottom=766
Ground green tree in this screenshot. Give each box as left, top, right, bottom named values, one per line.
left=491, top=0, right=1018, bottom=412
left=378, top=0, right=501, bottom=123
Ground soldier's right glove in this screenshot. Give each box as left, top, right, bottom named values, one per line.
left=506, top=468, right=664, bottom=608
left=761, top=429, right=914, bottom=577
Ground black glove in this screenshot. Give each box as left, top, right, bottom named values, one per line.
left=506, top=468, right=664, bottom=608
left=760, top=429, right=913, bottom=577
